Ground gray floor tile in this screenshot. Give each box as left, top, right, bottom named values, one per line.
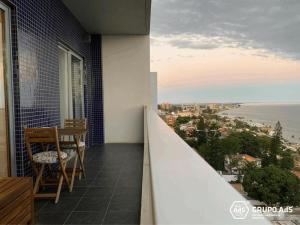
left=84, top=187, right=114, bottom=198
left=39, top=198, right=81, bottom=213
left=36, top=144, right=143, bottom=225
left=75, top=197, right=109, bottom=212
left=91, top=178, right=117, bottom=187
left=36, top=212, right=69, bottom=225
left=103, top=210, right=139, bottom=225
left=35, top=199, right=50, bottom=213
left=60, top=187, right=88, bottom=198
left=109, top=194, right=141, bottom=211
left=65, top=211, right=106, bottom=224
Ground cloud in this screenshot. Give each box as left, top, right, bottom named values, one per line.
left=151, top=0, right=300, bottom=59
left=177, top=54, right=194, bottom=58
left=169, top=39, right=218, bottom=49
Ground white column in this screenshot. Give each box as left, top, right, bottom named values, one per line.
left=102, top=35, right=150, bottom=143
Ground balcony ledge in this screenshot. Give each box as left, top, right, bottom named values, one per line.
left=142, top=107, right=271, bottom=225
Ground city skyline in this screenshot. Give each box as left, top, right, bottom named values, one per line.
left=150, top=0, right=300, bottom=104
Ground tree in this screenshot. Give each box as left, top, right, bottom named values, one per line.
left=197, top=135, right=224, bottom=171
left=238, top=131, right=261, bottom=157
left=243, top=165, right=300, bottom=206
left=185, top=138, right=197, bottom=148
left=176, top=116, right=190, bottom=125
left=234, top=119, right=249, bottom=129
left=280, top=151, right=294, bottom=170
left=196, top=117, right=207, bottom=145
left=174, top=124, right=185, bottom=139
left=197, top=144, right=210, bottom=160
left=257, top=136, right=271, bottom=154
left=207, top=135, right=224, bottom=171
left=219, top=133, right=242, bottom=155
left=227, top=157, right=240, bottom=174
left=242, top=161, right=259, bottom=174
left=269, top=121, right=283, bottom=165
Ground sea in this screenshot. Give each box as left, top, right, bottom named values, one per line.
left=223, top=103, right=300, bottom=144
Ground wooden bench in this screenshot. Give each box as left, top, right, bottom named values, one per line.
left=0, top=177, right=34, bottom=225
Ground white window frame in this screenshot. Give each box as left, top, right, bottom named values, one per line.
left=58, top=45, right=85, bottom=126
left=0, top=2, right=15, bottom=176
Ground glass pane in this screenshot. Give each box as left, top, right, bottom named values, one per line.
left=71, top=55, right=83, bottom=119
left=59, top=48, right=69, bottom=125
left=0, top=8, right=9, bottom=176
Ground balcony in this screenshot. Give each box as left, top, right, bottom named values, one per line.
left=32, top=108, right=273, bottom=225
left=35, top=144, right=143, bottom=225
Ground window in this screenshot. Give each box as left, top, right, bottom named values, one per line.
left=58, top=46, right=84, bottom=126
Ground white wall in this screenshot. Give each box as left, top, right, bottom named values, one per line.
left=102, top=35, right=151, bottom=143
left=150, top=72, right=157, bottom=112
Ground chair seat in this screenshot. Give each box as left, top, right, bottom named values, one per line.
left=60, top=141, right=85, bottom=149
left=62, top=149, right=77, bottom=160
left=33, top=151, right=68, bottom=164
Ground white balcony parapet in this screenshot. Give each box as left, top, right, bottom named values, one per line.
left=145, top=109, right=271, bottom=225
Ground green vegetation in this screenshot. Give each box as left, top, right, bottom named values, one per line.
left=262, top=121, right=282, bottom=166
left=198, top=134, right=225, bottom=171
left=280, top=151, right=294, bottom=170
left=243, top=165, right=300, bottom=206
left=197, top=130, right=270, bottom=171
left=176, top=116, right=191, bottom=125
left=170, top=113, right=299, bottom=207
left=174, top=123, right=185, bottom=139
left=196, top=117, right=207, bottom=145
left=174, top=116, right=190, bottom=139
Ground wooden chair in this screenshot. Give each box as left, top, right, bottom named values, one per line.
left=24, top=127, right=72, bottom=203
left=61, top=119, right=87, bottom=180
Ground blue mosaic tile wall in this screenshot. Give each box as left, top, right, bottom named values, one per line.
left=90, top=35, right=104, bottom=145
left=4, top=0, right=104, bottom=176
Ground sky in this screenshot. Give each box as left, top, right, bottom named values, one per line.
left=150, top=0, right=300, bottom=104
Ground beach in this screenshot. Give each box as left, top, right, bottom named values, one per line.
left=224, top=103, right=300, bottom=144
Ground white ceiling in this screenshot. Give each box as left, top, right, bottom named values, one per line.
left=62, top=0, right=151, bottom=35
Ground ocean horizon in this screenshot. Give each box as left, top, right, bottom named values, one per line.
left=224, top=103, right=300, bottom=144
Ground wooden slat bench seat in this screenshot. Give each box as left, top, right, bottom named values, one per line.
left=0, top=177, right=34, bottom=225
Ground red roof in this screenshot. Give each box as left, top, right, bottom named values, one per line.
left=240, top=154, right=257, bottom=162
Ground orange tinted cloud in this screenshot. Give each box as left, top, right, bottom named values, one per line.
left=151, top=45, right=300, bottom=89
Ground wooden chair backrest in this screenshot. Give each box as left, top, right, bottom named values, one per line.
left=64, top=119, right=87, bottom=142
left=64, top=119, right=87, bottom=129
left=24, top=127, right=58, bottom=143
left=24, top=127, right=62, bottom=163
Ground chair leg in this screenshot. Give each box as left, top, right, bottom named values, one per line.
left=61, top=162, right=71, bottom=192
left=33, top=164, right=45, bottom=195
left=70, top=155, right=78, bottom=192
left=55, top=170, right=64, bottom=204
left=77, top=148, right=86, bottom=179
left=79, top=148, right=85, bottom=180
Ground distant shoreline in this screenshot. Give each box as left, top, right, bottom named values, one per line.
left=223, top=104, right=300, bottom=145
left=240, top=102, right=300, bottom=106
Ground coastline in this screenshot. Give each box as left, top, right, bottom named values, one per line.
left=223, top=114, right=299, bottom=150
left=219, top=103, right=300, bottom=147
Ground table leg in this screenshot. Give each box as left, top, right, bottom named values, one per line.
left=74, top=135, right=86, bottom=179
left=70, top=154, right=78, bottom=191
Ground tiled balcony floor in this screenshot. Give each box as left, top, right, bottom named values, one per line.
left=35, top=144, right=144, bottom=225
